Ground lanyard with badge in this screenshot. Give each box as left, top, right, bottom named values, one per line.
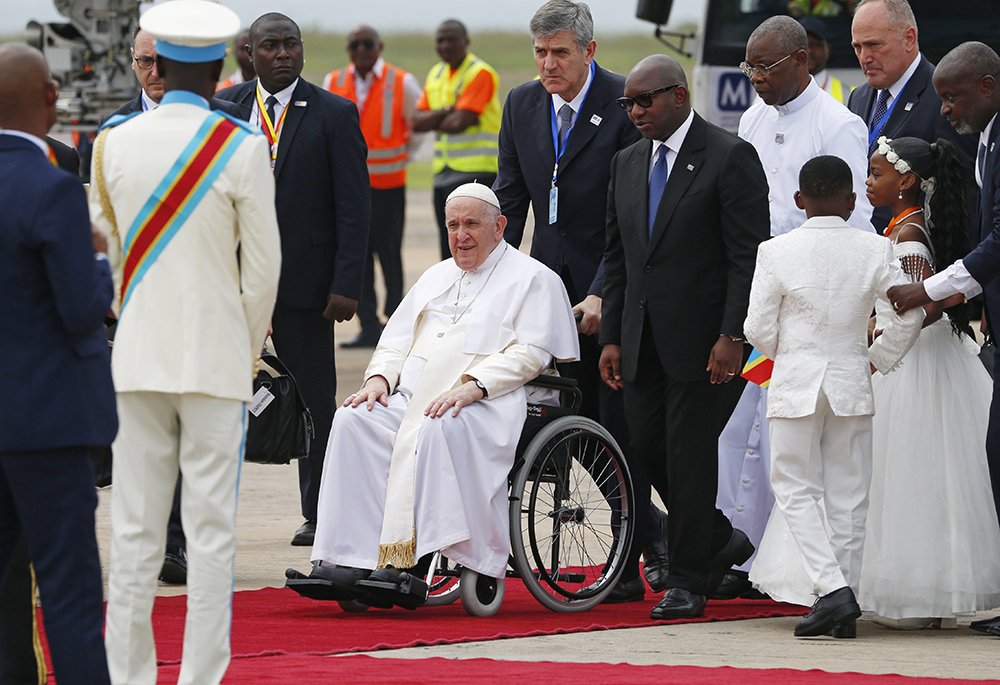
left=256, top=85, right=288, bottom=171
left=867, top=72, right=914, bottom=149
left=548, top=62, right=595, bottom=224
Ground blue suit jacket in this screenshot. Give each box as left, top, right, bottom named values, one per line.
left=961, top=120, right=1000, bottom=331
left=493, top=63, right=641, bottom=304
left=0, top=135, right=117, bottom=451
left=848, top=54, right=979, bottom=233
left=215, top=78, right=371, bottom=308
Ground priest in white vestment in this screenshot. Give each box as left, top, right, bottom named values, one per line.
left=306, top=183, right=580, bottom=603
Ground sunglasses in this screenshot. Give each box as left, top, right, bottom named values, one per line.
left=349, top=39, right=377, bottom=51
left=616, top=84, right=681, bottom=112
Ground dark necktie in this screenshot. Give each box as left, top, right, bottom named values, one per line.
left=265, top=95, right=279, bottom=128
left=557, top=104, right=573, bottom=152
left=978, top=141, right=988, bottom=188
left=648, top=145, right=669, bottom=237
left=868, top=89, right=891, bottom=155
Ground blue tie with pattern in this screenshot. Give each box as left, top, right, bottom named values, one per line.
left=868, top=89, right=891, bottom=155
left=648, top=145, right=669, bottom=237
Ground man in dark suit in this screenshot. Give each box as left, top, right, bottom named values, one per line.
left=599, top=54, right=769, bottom=620
left=886, top=41, right=1000, bottom=635
left=848, top=0, right=977, bottom=233
left=0, top=43, right=117, bottom=685
left=216, top=12, right=371, bottom=546
left=493, top=0, right=666, bottom=603
left=0, top=135, right=79, bottom=685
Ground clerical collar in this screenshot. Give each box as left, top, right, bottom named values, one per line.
left=258, top=78, right=299, bottom=109
left=464, top=239, right=507, bottom=274
left=774, top=77, right=820, bottom=115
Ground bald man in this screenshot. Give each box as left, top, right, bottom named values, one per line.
left=0, top=43, right=116, bottom=685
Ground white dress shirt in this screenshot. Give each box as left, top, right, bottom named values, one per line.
left=870, top=53, right=922, bottom=126
left=650, top=109, right=695, bottom=181
left=739, top=77, right=873, bottom=236
left=140, top=89, right=159, bottom=112
left=0, top=129, right=48, bottom=156
left=250, top=78, right=298, bottom=129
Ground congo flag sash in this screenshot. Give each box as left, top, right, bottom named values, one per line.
left=120, top=114, right=247, bottom=312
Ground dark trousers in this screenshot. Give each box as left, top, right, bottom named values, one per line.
left=166, top=475, right=185, bottom=549
left=986, top=346, right=1000, bottom=519
left=559, top=331, right=656, bottom=582
left=623, top=323, right=744, bottom=595
left=271, top=301, right=337, bottom=520
left=433, top=173, right=497, bottom=261
left=0, top=448, right=110, bottom=685
left=357, top=186, right=406, bottom=334
left=0, top=540, right=44, bottom=685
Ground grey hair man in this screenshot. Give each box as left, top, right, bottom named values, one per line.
left=494, top=0, right=670, bottom=606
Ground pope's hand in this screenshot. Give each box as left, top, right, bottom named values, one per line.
left=425, top=381, right=483, bottom=418
left=345, top=375, right=390, bottom=411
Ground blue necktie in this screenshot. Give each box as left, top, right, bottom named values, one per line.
left=978, top=141, right=988, bottom=188
left=265, top=95, right=278, bottom=128
left=648, top=145, right=669, bottom=236
left=868, top=89, right=891, bottom=155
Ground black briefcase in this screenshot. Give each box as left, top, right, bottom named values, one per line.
left=244, top=352, right=314, bottom=464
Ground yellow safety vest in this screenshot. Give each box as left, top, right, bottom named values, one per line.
left=829, top=76, right=845, bottom=105
left=422, top=53, right=500, bottom=175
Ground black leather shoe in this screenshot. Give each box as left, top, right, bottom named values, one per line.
left=709, top=570, right=768, bottom=600
left=794, top=587, right=862, bottom=637
left=291, top=519, right=316, bottom=546
left=642, top=508, right=670, bottom=592
left=602, top=576, right=645, bottom=604
left=159, top=545, right=187, bottom=585
left=284, top=565, right=381, bottom=603
left=650, top=587, right=707, bottom=620
left=830, top=620, right=857, bottom=639
left=340, top=328, right=383, bottom=349
left=970, top=615, right=1000, bottom=633
left=356, top=566, right=429, bottom=610
left=705, top=528, right=755, bottom=597
left=988, top=624, right=1000, bottom=638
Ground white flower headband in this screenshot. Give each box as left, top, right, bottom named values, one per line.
left=876, top=136, right=911, bottom=175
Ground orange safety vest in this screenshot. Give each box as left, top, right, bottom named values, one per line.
left=325, top=62, right=410, bottom=189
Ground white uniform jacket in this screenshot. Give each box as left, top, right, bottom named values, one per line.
left=90, top=93, right=281, bottom=402
left=744, top=216, right=923, bottom=419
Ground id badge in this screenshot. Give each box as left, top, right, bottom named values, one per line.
left=548, top=186, right=558, bottom=224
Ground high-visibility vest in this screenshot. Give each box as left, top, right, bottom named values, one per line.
left=326, top=62, right=411, bottom=188
left=828, top=76, right=845, bottom=105
left=422, top=53, right=500, bottom=175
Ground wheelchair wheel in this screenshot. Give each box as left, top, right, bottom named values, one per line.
left=459, top=568, right=505, bottom=617
left=424, top=551, right=462, bottom=606
left=509, top=416, right=633, bottom=612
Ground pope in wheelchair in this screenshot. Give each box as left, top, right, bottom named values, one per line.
left=287, top=183, right=580, bottom=610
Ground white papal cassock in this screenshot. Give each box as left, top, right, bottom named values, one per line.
left=312, top=242, right=579, bottom=578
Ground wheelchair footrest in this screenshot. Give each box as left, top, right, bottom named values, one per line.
left=357, top=572, right=429, bottom=611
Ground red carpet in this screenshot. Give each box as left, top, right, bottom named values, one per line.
left=146, top=582, right=804, bottom=663
left=154, top=654, right=1000, bottom=684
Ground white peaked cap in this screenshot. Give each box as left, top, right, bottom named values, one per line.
left=140, top=0, right=241, bottom=63
left=446, top=182, right=501, bottom=210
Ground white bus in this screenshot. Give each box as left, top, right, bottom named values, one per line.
left=638, top=0, right=1000, bottom=131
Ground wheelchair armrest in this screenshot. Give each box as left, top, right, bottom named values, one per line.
left=525, top=374, right=582, bottom=414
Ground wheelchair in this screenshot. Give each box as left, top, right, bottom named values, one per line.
left=287, top=373, right=635, bottom=617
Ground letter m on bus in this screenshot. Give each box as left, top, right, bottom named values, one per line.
left=718, top=72, right=750, bottom=112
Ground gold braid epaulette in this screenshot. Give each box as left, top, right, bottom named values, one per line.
left=92, top=128, right=121, bottom=253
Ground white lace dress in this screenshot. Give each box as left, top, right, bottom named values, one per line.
left=749, top=228, right=1000, bottom=617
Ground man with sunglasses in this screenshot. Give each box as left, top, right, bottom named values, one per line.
left=323, top=25, right=423, bottom=350
left=492, top=0, right=672, bottom=605
left=600, top=53, right=769, bottom=620
left=97, top=25, right=244, bottom=589
left=713, top=16, right=873, bottom=601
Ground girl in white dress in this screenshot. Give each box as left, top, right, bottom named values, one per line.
left=749, top=137, right=1000, bottom=628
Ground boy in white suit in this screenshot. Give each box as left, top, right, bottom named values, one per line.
left=744, top=156, right=922, bottom=638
